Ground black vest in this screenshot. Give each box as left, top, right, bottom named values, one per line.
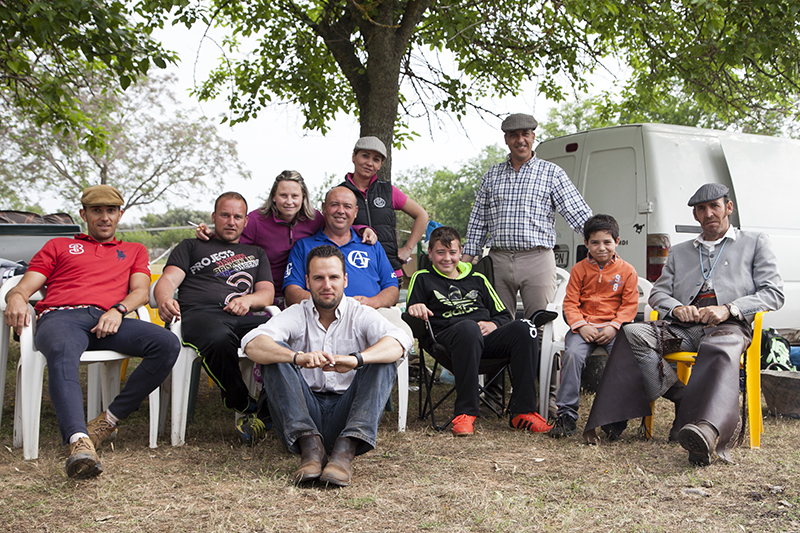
left=341, top=178, right=401, bottom=271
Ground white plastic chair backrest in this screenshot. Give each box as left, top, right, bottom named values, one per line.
left=377, top=307, right=412, bottom=357
left=637, top=277, right=653, bottom=316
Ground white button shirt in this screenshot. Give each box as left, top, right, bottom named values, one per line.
left=241, top=297, right=411, bottom=393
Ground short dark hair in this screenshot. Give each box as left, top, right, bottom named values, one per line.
left=214, top=191, right=248, bottom=213
left=583, top=214, right=619, bottom=241
left=306, top=245, right=346, bottom=274
left=429, top=226, right=461, bottom=250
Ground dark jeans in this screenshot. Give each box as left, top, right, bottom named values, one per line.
left=435, top=320, right=539, bottom=417
left=180, top=311, right=269, bottom=412
left=261, top=361, right=397, bottom=456
left=35, top=307, right=180, bottom=444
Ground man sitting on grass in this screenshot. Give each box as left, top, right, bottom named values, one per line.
left=406, top=226, right=552, bottom=436
left=242, top=245, right=410, bottom=487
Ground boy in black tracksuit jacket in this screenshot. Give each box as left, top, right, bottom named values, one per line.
left=407, top=226, right=551, bottom=436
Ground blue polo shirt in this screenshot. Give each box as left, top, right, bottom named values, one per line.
left=283, top=228, right=398, bottom=297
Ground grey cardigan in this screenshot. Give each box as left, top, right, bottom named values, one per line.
left=649, top=229, right=784, bottom=325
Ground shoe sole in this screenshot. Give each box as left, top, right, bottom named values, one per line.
left=678, top=425, right=711, bottom=466
left=452, top=429, right=473, bottom=436
left=66, top=455, right=103, bottom=479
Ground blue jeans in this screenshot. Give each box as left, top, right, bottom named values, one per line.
left=556, top=330, right=615, bottom=420
left=35, top=307, right=180, bottom=444
left=261, top=361, right=397, bottom=456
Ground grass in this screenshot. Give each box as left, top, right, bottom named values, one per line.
left=0, top=343, right=799, bottom=532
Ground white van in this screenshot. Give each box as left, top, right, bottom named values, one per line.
left=535, top=123, right=798, bottom=332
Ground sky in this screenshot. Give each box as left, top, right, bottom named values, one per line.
left=147, top=23, right=574, bottom=218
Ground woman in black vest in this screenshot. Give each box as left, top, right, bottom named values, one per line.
left=339, top=136, right=429, bottom=284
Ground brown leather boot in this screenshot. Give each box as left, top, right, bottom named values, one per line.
left=678, top=421, right=718, bottom=466
left=320, top=436, right=357, bottom=487
left=294, top=434, right=326, bottom=484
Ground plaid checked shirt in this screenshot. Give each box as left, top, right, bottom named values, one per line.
left=463, top=154, right=591, bottom=256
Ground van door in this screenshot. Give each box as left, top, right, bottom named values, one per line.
left=717, top=133, right=800, bottom=330
left=578, top=127, right=648, bottom=275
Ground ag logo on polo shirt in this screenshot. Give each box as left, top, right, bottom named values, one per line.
left=69, top=244, right=84, bottom=255
left=348, top=250, right=370, bottom=269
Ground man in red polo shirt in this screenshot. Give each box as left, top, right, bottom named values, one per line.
left=4, top=185, right=179, bottom=479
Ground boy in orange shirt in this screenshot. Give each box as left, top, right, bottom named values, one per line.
left=549, top=214, right=639, bottom=438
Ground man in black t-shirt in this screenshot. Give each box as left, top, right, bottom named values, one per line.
left=154, top=192, right=275, bottom=443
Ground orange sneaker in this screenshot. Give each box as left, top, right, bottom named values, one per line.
left=510, top=412, right=553, bottom=433
left=451, top=414, right=476, bottom=436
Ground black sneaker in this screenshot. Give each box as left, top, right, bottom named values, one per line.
left=235, top=413, right=272, bottom=445
left=548, top=414, right=578, bottom=438
left=601, top=420, right=628, bottom=441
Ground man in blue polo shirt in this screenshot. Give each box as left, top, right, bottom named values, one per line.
left=284, top=186, right=398, bottom=308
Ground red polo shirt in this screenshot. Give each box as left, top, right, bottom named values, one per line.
left=28, top=234, right=150, bottom=313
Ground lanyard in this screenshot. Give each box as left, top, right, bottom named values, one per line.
left=699, top=237, right=728, bottom=281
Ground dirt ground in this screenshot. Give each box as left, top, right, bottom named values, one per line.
left=0, top=352, right=798, bottom=533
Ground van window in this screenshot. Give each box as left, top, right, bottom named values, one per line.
left=583, top=147, right=637, bottom=224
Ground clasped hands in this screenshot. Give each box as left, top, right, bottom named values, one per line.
left=672, top=304, right=730, bottom=327
left=294, top=350, right=357, bottom=373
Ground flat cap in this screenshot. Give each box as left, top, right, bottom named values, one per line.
left=81, top=185, right=124, bottom=207
left=501, top=113, right=538, bottom=132
left=687, top=183, right=729, bottom=207
left=353, top=136, right=387, bottom=159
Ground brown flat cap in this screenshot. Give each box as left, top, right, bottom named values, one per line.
left=501, top=113, right=538, bottom=132
left=687, top=183, right=729, bottom=206
left=81, top=185, right=124, bottom=207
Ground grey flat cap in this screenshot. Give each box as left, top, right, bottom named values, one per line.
left=688, top=183, right=730, bottom=206
left=353, top=136, right=387, bottom=159
left=501, top=113, right=538, bottom=132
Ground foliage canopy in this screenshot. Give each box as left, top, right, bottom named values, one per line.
left=169, top=0, right=800, bottom=181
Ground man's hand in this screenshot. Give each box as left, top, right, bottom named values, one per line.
left=360, top=227, right=377, bottom=245
left=158, top=297, right=181, bottom=323
left=698, top=305, right=730, bottom=327
left=223, top=296, right=251, bottom=316
left=195, top=223, right=213, bottom=241
left=672, top=305, right=701, bottom=323
left=477, top=321, right=497, bottom=336
left=594, top=326, right=617, bottom=345
left=295, top=350, right=336, bottom=369
left=4, top=294, right=31, bottom=336
left=461, top=254, right=474, bottom=264
left=407, top=303, right=433, bottom=322
left=322, top=354, right=359, bottom=373
left=577, top=325, right=599, bottom=343
left=90, top=309, right=123, bottom=338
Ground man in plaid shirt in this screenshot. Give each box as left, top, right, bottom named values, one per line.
left=463, top=113, right=591, bottom=320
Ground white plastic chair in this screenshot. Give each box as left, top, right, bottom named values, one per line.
left=3, top=276, right=160, bottom=460
left=376, top=306, right=411, bottom=432
left=0, top=276, right=44, bottom=428
left=149, top=280, right=279, bottom=446
left=538, top=268, right=571, bottom=418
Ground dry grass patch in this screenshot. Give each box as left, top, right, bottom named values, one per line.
left=0, top=346, right=799, bottom=532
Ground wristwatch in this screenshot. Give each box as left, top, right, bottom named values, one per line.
left=725, top=303, right=741, bottom=321
left=350, top=351, right=364, bottom=369
left=111, top=303, right=128, bottom=315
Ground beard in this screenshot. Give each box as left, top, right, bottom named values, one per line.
left=312, top=291, right=343, bottom=311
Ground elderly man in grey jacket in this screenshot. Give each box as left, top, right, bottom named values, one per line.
left=583, top=183, right=784, bottom=466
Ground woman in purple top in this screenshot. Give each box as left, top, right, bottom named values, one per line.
left=197, top=171, right=373, bottom=307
